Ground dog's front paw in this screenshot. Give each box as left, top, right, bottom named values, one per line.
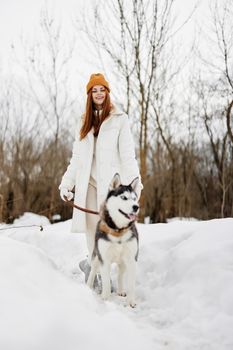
left=129, top=302, right=136, bottom=308
left=101, top=296, right=109, bottom=301
left=126, top=294, right=136, bottom=308
left=101, top=292, right=111, bottom=301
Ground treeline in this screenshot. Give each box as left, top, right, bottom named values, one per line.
left=0, top=0, right=233, bottom=223
left=144, top=140, right=233, bottom=222
left=0, top=134, right=232, bottom=223
left=0, top=136, right=73, bottom=223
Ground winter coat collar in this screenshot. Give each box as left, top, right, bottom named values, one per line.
left=110, top=105, right=125, bottom=116
left=80, top=105, right=125, bottom=122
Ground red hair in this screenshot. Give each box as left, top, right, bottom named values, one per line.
left=80, top=89, right=112, bottom=140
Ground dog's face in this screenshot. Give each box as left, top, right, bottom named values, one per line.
left=105, top=173, right=140, bottom=228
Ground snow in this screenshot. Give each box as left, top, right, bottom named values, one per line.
left=13, top=212, right=51, bottom=226
left=0, top=214, right=233, bottom=350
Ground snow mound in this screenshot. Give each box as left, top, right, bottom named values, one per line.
left=167, top=216, right=199, bottom=222
left=136, top=219, right=233, bottom=349
left=0, top=217, right=233, bottom=350
left=13, top=212, right=51, bottom=226
left=0, top=235, right=154, bottom=350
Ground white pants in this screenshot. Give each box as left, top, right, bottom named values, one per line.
left=86, top=183, right=99, bottom=264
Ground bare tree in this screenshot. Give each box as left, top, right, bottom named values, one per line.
left=75, top=0, right=196, bottom=219
left=11, top=7, right=76, bottom=219
left=194, top=0, right=233, bottom=217
left=0, top=7, right=77, bottom=222
left=201, top=0, right=233, bottom=143
left=81, top=0, right=181, bottom=180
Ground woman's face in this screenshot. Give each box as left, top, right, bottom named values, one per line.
left=92, top=85, right=106, bottom=108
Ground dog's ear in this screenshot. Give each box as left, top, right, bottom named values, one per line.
left=129, top=177, right=139, bottom=193
left=109, top=173, right=121, bottom=190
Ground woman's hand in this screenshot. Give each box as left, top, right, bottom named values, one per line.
left=60, top=188, right=74, bottom=201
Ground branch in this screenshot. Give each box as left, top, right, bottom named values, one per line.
left=226, top=99, right=233, bottom=143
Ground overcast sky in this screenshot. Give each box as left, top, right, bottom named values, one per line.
left=0, top=0, right=209, bottom=57
left=0, top=0, right=211, bottom=98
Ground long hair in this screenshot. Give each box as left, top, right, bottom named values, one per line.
left=80, top=90, right=112, bottom=140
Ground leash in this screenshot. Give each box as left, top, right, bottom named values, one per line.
left=0, top=224, right=43, bottom=231
left=0, top=199, right=99, bottom=231
left=64, top=196, right=99, bottom=215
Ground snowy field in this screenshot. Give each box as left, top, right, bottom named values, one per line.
left=0, top=213, right=233, bottom=350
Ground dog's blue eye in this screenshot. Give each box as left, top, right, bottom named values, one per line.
left=121, top=195, right=128, bottom=200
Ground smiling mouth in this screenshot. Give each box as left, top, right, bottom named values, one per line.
left=119, top=209, right=137, bottom=221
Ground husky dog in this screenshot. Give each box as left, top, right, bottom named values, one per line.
left=87, top=173, right=140, bottom=307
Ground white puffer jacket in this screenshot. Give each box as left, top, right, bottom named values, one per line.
left=59, top=107, right=142, bottom=233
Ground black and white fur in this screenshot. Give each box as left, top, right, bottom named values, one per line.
left=87, top=173, right=140, bottom=307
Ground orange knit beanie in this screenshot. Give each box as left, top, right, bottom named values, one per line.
left=86, top=73, right=110, bottom=94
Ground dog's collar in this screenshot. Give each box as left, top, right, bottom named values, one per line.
left=100, top=207, right=134, bottom=234
left=103, top=209, right=118, bottom=230
left=99, top=220, right=133, bottom=237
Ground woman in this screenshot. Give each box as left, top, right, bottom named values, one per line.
left=59, top=73, right=142, bottom=272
